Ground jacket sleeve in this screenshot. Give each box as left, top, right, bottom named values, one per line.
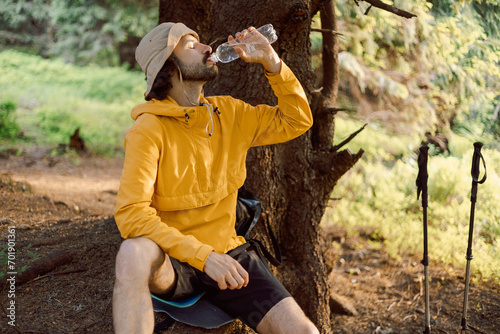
left=238, top=61, right=313, bottom=147
left=114, top=116, right=213, bottom=271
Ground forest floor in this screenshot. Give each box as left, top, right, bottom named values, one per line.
left=0, top=147, right=499, bottom=334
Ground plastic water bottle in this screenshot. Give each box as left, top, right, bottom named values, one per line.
left=210, top=24, right=278, bottom=63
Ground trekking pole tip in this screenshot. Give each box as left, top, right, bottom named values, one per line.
left=461, top=316, right=468, bottom=332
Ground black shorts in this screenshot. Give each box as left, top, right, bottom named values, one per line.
left=160, top=247, right=291, bottom=329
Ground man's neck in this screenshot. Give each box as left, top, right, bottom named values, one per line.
left=169, top=80, right=205, bottom=107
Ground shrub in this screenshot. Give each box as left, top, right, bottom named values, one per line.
left=0, top=101, right=21, bottom=140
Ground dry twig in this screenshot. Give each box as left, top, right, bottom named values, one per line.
left=468, top=325, right=487, bottom=334
left=311, top=28, right=344, bottom=36
left=17, top=250, right=76, bottom=285
left=32, top=267, right=87, bottom=282
left=332, top=124, right=367, bottom=152
left=435, top=329, right=450, bottom=334
left=356, top=0, right=417, bottom=19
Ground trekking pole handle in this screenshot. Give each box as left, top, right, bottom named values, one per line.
left=417, top=145, right=429, bottom=207
left=470, top=142, right=487, bottom=202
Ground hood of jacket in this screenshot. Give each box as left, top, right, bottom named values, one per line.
left=131, top=96, right=188, bottom=120
left=131, top=96, right=218, bottom=136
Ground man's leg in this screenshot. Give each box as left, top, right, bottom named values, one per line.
left=113, top=237, right=175, bottom=334
left=256, top=297, right=319, bottom=334
left=202, top=250, right=318, bottom=334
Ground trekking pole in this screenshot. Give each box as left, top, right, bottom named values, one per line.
left=416, top=144, right=430, bottom=334
left=461, top=142, right=487, bottom=333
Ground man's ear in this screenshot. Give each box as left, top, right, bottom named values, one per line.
left=169, top=55, right=181, bottom=78
left=171, top=60, right=183, bottom=82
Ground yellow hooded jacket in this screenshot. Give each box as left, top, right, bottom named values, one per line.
left=115, top=61, right=313, bottom=271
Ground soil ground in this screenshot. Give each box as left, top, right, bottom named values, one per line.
left=0, top=148, right=499, bottom=334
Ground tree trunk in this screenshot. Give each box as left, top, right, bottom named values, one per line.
left=159, top=1, right=363, bottom=333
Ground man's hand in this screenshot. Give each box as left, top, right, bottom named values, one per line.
left=229, top=26, right=281, bottom=73
left=203, top=252, right=249, bottom=290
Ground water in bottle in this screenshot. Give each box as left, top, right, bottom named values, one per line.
left=210, top=24, right=278, bottom=63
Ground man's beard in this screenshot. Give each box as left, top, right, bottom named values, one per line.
left=175, top=54, right=218, bottom=82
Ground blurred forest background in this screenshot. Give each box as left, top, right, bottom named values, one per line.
left=1, top=0, right=499, bottom=280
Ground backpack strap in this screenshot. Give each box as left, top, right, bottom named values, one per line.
left=247, top=216, right=281, bottom=267
left=248, top=238, right=281, bottom=267
left=263, top=217, right=281, bottom=265
left=237, top=197, right=261, bottom=240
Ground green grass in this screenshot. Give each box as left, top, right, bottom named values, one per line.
left=0, top=49, right=146, bottom=154
left=323, top=115, right=500, bottom=280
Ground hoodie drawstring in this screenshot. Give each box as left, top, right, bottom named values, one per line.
left=184, top=104, right=219, bottom=137
left=202, top=103, right=214, bottom=137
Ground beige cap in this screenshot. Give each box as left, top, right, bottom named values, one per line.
left=135, top=22, right=199, bottom=96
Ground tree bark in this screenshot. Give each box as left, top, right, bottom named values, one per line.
left=159, top=1, right=363, bottom=332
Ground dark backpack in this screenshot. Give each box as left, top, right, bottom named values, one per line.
left=235, top=185, right=281, bottom=266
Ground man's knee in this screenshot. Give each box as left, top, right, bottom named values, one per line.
left=279, top=314, right=318, bottom=334
left=115, top=238, right=163, bottom=284
left=256, top=297, right=319, bottom=334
